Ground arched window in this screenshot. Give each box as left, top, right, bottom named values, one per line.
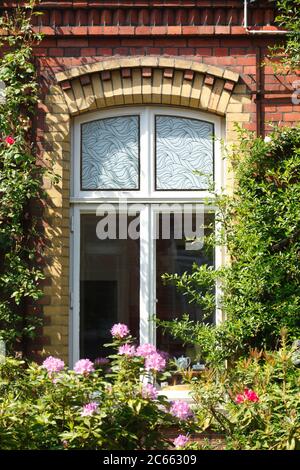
left=70, top=106, right=223, bottom=363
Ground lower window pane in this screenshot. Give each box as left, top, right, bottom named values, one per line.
left=80, top=214, right=140, bottom=359
left=156, top=212, right=214, bottom=361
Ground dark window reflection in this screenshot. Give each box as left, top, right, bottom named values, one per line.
left=156, top=212, right=214, bottom=360
left=80, top=214, right=140, bottom=359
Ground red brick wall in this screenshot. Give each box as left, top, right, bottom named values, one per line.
left=22, top=0, right=298, bottom=139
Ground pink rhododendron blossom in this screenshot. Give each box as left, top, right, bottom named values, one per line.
left=144, top=352, right=166, bottom=372
left=74, top=358, right=95, bottom=375
left=170, top=401, right=193, bottom=420
left=157, top=350, right=170, bottom=362
left=136, top=343, right=157, bottom=358
left=118, top=344, right=136, bottom=356
left=42, top=356, right=65, bottom=375
left=235, top=388, right=259, bottom=404
left=141, top=383, right=158, bottom=400
left=110, top=323, right=130, bottom=339
left=81, top=402, right=99, bottom=417
left=173, top=434, right=189, bottom=448
left=4, top=136, right=15, bottom=145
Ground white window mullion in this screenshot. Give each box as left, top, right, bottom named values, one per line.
left=139, top=204, right=154, bottom=345
left=149, top=204, right=157, bottom=345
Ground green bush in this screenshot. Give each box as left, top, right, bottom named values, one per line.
left=269, top=0, right=300, bottom=71
left=192, top=334, right=300, bottom=450
left=0, top=326, right=194, bottom=450
left=158, top=126, right=300, bottom=364
left=0, top=1, right=51, bottom=351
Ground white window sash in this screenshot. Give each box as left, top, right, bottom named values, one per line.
left=70, top=106, right=224, bottom=365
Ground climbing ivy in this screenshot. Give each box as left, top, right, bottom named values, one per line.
left=0, top=1, right=47, bottom=353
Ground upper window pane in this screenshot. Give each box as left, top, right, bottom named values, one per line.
left=155, top=116, right=214, bottom=190
left=81, top=116, right=139, bottom=190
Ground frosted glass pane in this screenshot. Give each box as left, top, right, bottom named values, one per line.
left=81, top=116, right=139, bottom=190
left=155, top=116, right=214, bottom=190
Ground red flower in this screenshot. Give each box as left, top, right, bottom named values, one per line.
left=235, top=393, right=245, bottom=404
left=235, top=388, right=259, bottom=404
left=244, top=388, right=259, bottom=403
left=4, top=136, right=15, bottom=145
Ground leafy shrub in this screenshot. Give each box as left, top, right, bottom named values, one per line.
left=269, top=0, right=300, bottom=71
left=0, top=325, right=194, bottom=450
left=192, top=334, right=300, bottom=450
left=158, top=126, right=300, bottom=364
left=0, top=2, right=52, bottom=351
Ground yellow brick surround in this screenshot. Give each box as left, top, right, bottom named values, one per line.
left=42, top=57, right=250, bottom=362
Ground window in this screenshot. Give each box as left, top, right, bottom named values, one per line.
left=71, top=107, right=223, bottom=364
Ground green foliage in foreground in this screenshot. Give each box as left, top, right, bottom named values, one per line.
left=192, top=335, right=300, bottom=450
left=158, top=126, right=300, bottom=364
left=0, top=339, right=191, bottom=450
left=0, top=334, right=299, bottom=450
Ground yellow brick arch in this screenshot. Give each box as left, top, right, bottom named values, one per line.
left=55, top=57, right=239, bottom=117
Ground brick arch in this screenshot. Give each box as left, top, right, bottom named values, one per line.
left=55, top=57, right=239, bottom=117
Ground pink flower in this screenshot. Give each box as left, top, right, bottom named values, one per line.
left=235, top=388, right=259, bottom=404
left=110, top=323, right=130, bottom=339
left=244, top=388, right=259, bottom=402
left=4, top=136, right=15, bottom=145
left=157, top=350, right=170, bottom=362
left=81, top=401, right=98, bottom=417
left=136, top=343, right=157, bottom=358
left=235, top=393, right=245, bottom=404
left=170, top=401, right=193, bottom=420
left=118, top=344, right=136, bottom=356
left=145, top=352, right=166, bottom=372
left=142, top=383, right=158, bottom=400
left=173, top=434, right=189, bottom=448
left=42, top=356, right=65, bottom=375
left=74, top=359, right=95, bottom=375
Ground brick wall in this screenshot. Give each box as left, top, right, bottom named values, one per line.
left=1, top=1, right=297, bottom=361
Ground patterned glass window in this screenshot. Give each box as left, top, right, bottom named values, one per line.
left=155, top=116, right=214, bottom=190
left=81, top=116, right=139, bottom=190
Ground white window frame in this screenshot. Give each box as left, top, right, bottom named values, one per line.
left=70, top=106, right=224, bottom=365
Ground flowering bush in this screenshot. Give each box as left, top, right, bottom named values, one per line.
left=170, top=401, right=193, bottom=421
left=110, top=323, right=130, bottom=339
left=73, top=359, right=95, bottom=375
left=42, top=356, right=65, bottom=376
left=192, top=335, right=300, bottom=450
left=173, top=434, right=190, bottom=449
left=0, top=325, right=194, bottom=450
left=235, top=388, right=259, bottom=404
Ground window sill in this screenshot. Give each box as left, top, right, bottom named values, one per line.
left=159, top=384, right=193, bottom=403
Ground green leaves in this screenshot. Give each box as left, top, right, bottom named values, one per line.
left=158, top=126, right=300, bottom=365
left=0, top=347, right=178, bottom=450
left=268, top=1, right=300, bottom=71
left=0, top=2, right=47, bottom=351
left=192, top=342, right=300, bottom=450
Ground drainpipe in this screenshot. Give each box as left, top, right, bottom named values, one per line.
left=243, top=0, right=289, bottom=35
